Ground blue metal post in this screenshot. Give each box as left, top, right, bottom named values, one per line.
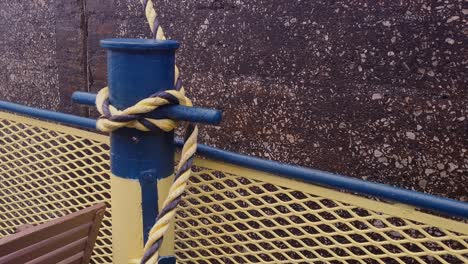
left=101, top=38, right=179, bottom=264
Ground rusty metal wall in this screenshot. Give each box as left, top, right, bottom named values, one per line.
left=0, top=0, right=466, bottom=200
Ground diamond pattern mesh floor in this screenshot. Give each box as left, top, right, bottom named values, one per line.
left=0, top=111, right=467, bottom=264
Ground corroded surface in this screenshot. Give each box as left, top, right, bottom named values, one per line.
left=87, top=0, right=147, bottom=95
left=0, top=0, right=466, bottom=200
left=0, top=1, right=86, bottom=114
left=0, top=1, right=60, bottom=110
left=88, top=0, right=467, bottom=200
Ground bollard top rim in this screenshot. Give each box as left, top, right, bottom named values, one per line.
left=100, top=38, right=180, bottom=51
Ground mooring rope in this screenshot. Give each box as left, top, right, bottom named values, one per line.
left=137, top=2, right=198, bottom=260
left=93, top=1, right=199, bottom=263
left=95, top=87, right=198, bottom=264
left=95, top=87, right=191, bottom=133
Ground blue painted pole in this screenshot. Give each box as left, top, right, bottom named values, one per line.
left=102, top=38, right=178, bottom=264
left=71, top=91, right=222, bottom=125
left=0, top=100, right=97, bottom=130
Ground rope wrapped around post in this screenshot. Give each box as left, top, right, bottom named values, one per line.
left=137, top=2, right=197, bottom=262
left=96, top=1, right=199, bottom=263
left=95, top=87, right=198, bottom=264
left=96, top=87, right=191, bottom=133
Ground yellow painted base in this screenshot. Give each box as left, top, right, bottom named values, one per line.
left=111, top=175, right=143, bottom=264
left=157, top=175, right=175, bottom=258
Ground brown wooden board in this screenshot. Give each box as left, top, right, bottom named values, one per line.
left=56, top=252, right=85, bottom=264
left=0, top=203, right=106, bottom=264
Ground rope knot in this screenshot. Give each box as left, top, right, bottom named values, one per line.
left=96, top=86, right=199, bottom=264
left=95, top=87, right=193, bottom=133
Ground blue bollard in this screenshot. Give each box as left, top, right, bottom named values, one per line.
left=101, top=38, right=179, bottom=264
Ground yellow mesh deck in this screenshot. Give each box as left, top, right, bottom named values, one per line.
left=0, top=112, right=113, bottom=264
left=0, top=111, right=467, bottom=264
left=177, top=163, right=468, bottom=264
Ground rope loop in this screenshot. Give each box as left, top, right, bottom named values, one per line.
left=95, top=85, right=199, bottom=264
left=94, top=1, right=199, bottom=263
left=95, top=86, right=193, bottom=133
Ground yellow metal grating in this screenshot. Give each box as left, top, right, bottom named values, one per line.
left=0, top=112, right=113, bottom=264
left=1, top=111, right=468, bottom=264
left=176, top=164, right=468, bottom=264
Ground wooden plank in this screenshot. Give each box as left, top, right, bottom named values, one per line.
left=81, top=205, right=106, bottom=264
left=25, top=237, right=87, bottom=264
left=0, top=211, right=94, bottom=253
left=0, top=203, right=106, bottom=255
left=0, top=223, right=91, bottom=264
left=56, top=252, right=84, bottom=264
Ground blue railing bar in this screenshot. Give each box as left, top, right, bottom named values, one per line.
left=72, top=91, right=222, bottom=125
left=0, top=102, right=465, bottom=218
left=175, top=139, right=468, bottom=219
left=0, top=100, right=97, bottom=130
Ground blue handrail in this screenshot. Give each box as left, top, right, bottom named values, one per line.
left=0, top=100, right=467, bottom=218
left=72, top=91, right=222, bottom=125
left=186, top=141, right=468, bottom=218
left=0, top=100, right=97, bottom=130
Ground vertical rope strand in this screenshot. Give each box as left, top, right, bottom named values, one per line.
left=137, top=1, right=198, bottom=263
